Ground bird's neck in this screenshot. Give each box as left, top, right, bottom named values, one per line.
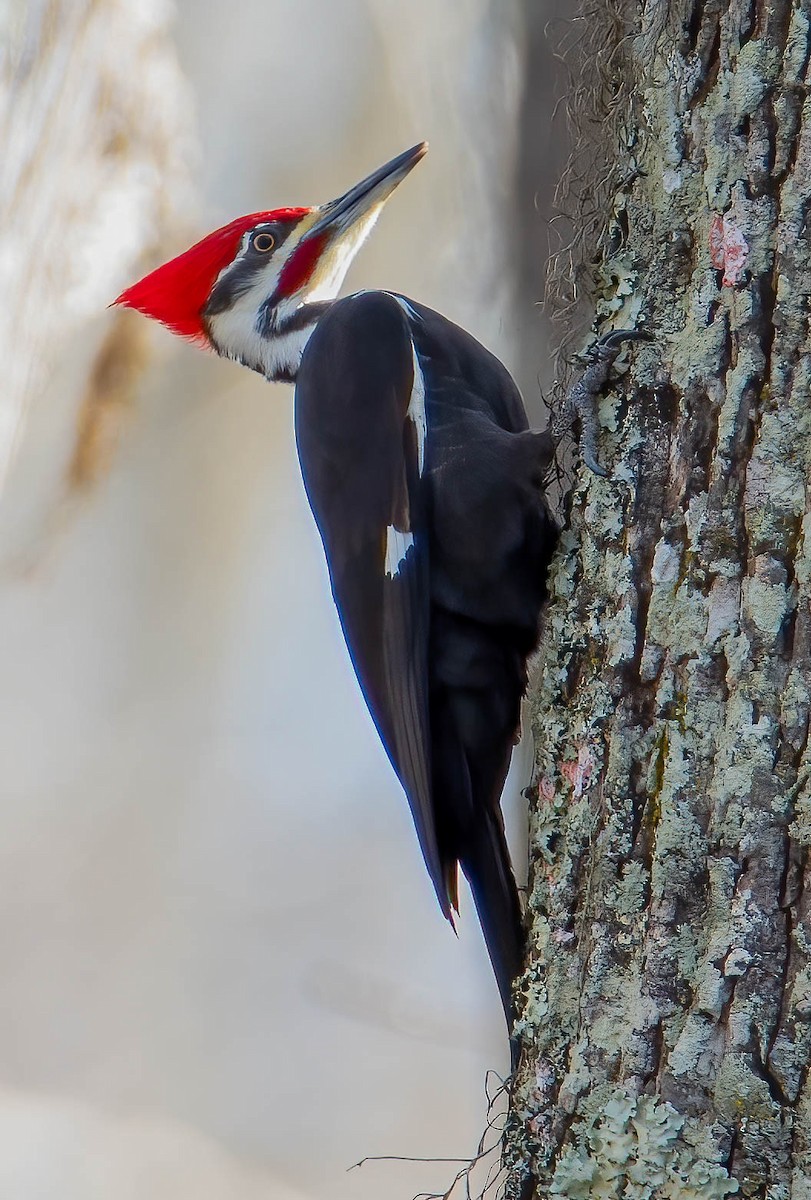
left=261, top=302, right=333, bottom=383
left=210, top=301, right=331, bottom=384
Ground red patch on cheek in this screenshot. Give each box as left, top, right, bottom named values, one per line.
left=277, top=232, right=328, bottom=298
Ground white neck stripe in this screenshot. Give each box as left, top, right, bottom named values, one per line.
left=207, top=307, right=319, bottom=380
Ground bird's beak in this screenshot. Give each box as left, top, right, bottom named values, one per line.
left=309, top=142, right=428, bottom=240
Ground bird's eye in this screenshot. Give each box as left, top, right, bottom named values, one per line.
left=252, top=232, right=275, bottom=253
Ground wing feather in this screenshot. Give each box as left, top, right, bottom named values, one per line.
left=294, top=293, right=448, bottom=915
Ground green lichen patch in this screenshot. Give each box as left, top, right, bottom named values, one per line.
left=549, top=1089, right=738, bottom=1200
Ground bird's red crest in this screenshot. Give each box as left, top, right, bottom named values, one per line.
left=114, top=208, right=311, bottom=341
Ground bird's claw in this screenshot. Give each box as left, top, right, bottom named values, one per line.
left=554, top=328, right=651, bottom=476
left=583, top=328, right=651, bottom=358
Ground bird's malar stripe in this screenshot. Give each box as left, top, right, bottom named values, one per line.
left=277, top=231, right=328, bottom=298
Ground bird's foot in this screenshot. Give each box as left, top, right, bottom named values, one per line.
left=553, top=329, right=651, bottom=476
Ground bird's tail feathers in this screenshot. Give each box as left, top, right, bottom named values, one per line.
left=445, top=860, right=460, bottom=920
left=460, top=810, right=525, bottom=1061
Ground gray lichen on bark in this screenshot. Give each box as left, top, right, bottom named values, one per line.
left=507, top=2, right=811, bottom=1197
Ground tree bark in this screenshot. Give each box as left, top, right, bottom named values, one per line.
left=508, top=2, right=811, bottom=1196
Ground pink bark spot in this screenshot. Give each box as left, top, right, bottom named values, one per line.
left=539, top=776, right=556, bottom=804
left=709, top=213, right=749, bottom=287
left=560, top=760, right=578, bottom=789
left=560, top=743, right=595, bottom=799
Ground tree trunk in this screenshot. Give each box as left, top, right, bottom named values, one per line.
left=508, top=2, right=811, bottom=1196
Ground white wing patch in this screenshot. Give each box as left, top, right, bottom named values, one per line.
left=386, top=292, right=422, bottom=324
left=382, top=294, right=426, bottom=579
left=385, top=525, right=414, bottom=579
left=388, top=296, right=427, bottom=475
left=407, top=340, right=427, bottom=474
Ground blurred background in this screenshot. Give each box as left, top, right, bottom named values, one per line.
left=0, top=1, right=568, bottom=1196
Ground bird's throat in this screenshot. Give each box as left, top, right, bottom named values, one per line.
left=260, top=302, right=332, bottom=383
left=208, top=301, right=330, bottom=384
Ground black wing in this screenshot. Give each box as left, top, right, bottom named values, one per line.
left=402, top=297, right=531, bottom=434
left=294, top=292, right=449, bottom=917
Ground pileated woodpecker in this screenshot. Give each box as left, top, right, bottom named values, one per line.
left=115, top=143, right=558, bottom=1052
